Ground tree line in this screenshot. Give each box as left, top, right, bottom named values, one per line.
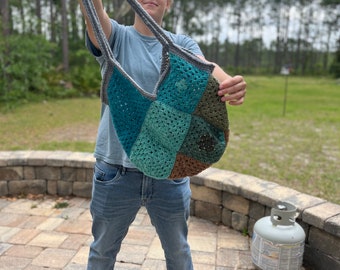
left=0, top=0, right=339, bottom=105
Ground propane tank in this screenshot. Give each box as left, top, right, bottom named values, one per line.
left=251, top=202, right=306, bottom=270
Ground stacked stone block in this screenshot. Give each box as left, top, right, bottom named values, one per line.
left=0, top=151, right=339, bottom=270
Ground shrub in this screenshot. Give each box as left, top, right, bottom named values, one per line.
left=0, top=34, right=56, bottom=103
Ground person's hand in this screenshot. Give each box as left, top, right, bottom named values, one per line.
left=218, top=75, right=246, bottom=105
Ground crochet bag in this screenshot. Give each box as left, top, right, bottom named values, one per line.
left=82, top=0, right=229, bottom=179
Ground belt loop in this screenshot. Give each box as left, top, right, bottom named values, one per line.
left=121, top=166, right=127, bottom=175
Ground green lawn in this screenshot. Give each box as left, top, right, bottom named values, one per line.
left=0, top=76, right=339, bottom=203
left=215, top=76, right=340, bottom=204
left=0, top=98, right=100, bottom=152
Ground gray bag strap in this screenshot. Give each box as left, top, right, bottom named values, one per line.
left=126, top=0, right=214, bottom=73
left=82, top=0, right=171, bottom=61
left=81, top=0, right=216, bottom=103
left=82, top=0, right=116, bottom=62
left=81, top=0, right=173, bottom=103
left=126, top=0, right=172, bottom=48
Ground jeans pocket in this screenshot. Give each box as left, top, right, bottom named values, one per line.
left=94, top=161, right=120, bottom=183
left=171, top=176, right=190, bottom=185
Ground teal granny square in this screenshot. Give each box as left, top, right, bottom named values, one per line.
left=129, top=101, right=192, bottom=178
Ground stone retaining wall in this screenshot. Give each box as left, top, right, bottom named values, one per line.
left=0, top=151, right=339, bottom=270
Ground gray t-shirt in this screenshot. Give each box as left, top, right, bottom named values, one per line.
left=86, top=19, right=203, bottom=167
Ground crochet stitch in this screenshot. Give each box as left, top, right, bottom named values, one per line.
left=82, top=0, right=229, bottom=179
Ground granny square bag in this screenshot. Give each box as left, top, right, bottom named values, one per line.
left=82, top=0, right=229, bottom=179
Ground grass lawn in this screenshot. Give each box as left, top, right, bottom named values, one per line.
left=215, top=75, right=340, bottom=204
left=0, top=98, right=100, bottom=151
left=0, top=76, right=339, bottom=204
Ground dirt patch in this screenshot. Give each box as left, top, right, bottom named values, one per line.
left=44, top=123, right=98, bottom=142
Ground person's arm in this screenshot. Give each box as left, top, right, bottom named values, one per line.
left=78, top=0, right=112, bottom=49
left=198, top=56, right=246, bottom=105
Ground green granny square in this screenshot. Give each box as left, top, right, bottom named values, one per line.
left=130, top=101, right=192, bottom=178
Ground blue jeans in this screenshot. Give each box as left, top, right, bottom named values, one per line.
left=87, top=160, right=193, bottom=270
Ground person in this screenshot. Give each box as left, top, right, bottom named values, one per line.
left=78, top=0, right=247, bottom=269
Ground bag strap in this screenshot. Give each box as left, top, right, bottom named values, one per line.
left=82, top=0, right=116, bottom=62
left=126, top=0, right=173, bottom=48
left=126, top=0, right=215, bottom=74
left=82, top=0, right=173, bottom=61
left=82, top=0, right=216, bottom=104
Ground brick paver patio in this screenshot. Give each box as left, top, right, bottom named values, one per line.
left=0, top=195, right=256, bottom=270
